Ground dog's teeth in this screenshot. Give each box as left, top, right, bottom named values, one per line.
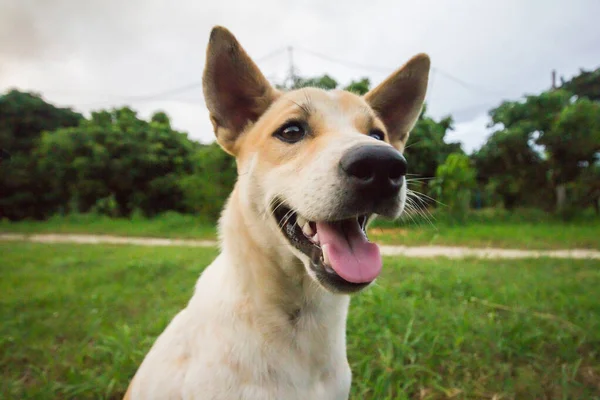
left=312, top=233, right=319, bottom=244
left=297, top=216, right=307, bottom=228
left=302, top=222, right=314, bottom=237
left=322, top=244, right=330, bottom=266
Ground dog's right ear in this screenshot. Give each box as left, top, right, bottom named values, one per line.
left=202, top=26, right=279, bottom=155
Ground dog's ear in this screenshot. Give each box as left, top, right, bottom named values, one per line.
left=364, top=54, right=430, bottom=150
left=202, top=26, right=279, bottom=155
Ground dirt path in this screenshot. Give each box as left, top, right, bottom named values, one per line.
left=1, top=232, right=599, bottom=259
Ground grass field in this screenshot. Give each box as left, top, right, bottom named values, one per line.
left=2, top=209, right=600, bottom=250
left=2, top=243, right=599, bottom=399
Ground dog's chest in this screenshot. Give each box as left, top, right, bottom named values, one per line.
left=181, top=303, right=352, bottom=399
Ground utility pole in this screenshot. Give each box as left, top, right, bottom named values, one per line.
left=551, top=69, right=557, bottom=90
left=286, top=46, right=296, bottom=88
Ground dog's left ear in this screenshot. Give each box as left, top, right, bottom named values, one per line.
left=364, top=54, right=430, bottom=150
left=202, top=26, right=279, bottom=155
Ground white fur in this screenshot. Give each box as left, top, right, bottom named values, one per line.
left=125, top=188, right=354, bottom=399
left=124, top=101, right=409, bottom=400
left=124, top=27, right=428, bottom=399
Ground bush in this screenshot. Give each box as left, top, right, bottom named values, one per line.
left=429, top=153, right=477, bottom=222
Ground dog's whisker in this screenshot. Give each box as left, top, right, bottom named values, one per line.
left=402, top=201, right=421, bottom=227
left=279, top=209, right=296, bottom=230
left=405, top=195, right=437, bottom=229
left=408, top=189, right=446, bottom=208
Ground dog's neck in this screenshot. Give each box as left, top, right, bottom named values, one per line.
left=217, top=185, right=350, bottom=332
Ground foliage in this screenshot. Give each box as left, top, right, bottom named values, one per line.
left=343, top=78, right=370, bottom=95
left=290, top=74, right=339, bottom=91
left=0, top=90, right=83, bottom=220
left=404, top=105, right=463, bottom=187
left=481, top=87, right=600, bottom=211
left=560, top=66, right=600, bottom=102
left=178, top=142, right=237, bottom=220
left=472, top=128, right=547, bottom=209
left=547, top=97, right=600, bottom=185
left=35, top=107, right=196, bottom=217
left=2, top=63, right=600, bottom=222
left=429, top=153, right=476, bottom=220
left=282, top=74, right=371, bottom=95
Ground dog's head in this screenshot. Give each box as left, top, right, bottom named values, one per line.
left=203, top=26, right=430, bottom=294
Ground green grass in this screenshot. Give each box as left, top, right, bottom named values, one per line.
left=368, top=222, right=600, bottom=249
left=0, top=212, right=216, bottom=240
left=2, top=243, right=599, bottom=399
left=2, top=209, right=599, bottom=250
left=369, top=207, right=600, bottom=250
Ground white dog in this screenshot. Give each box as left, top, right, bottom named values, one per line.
left=124, top=25, right=430, bottom=400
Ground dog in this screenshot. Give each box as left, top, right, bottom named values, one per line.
left=123, top=26, right=430, bottom=400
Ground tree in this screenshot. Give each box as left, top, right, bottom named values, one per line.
left=486, top=89, right=600, bottom=211
left=548, top=98, right=600, bottom=212
left=472, top=128, right=547, bottom=209
left=178, top=142, right=237, bottom=221
left=37, top=107, right=197, bottom=217
left=281, top=74, right=371, bottom=95
left=0, top=90, right=83, bottom=220
left=403, top=105, right=463, bottom=200
left=429, top=153, right=476, bottom=220
left=343, top=78, right=370, bottom=95
left=560, top=67, right=600, bottom=102
left=289, top=74, right=338, bottom=91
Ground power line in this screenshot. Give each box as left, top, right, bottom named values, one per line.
left=294, top=46, right=390, bottom=73
left=293, top=46, right=509, bottom=97
left=46, top=44, right=506, bottom=121
left=67, top=47, right=289, bottom=109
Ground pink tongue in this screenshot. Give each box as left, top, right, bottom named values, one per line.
left=315, top=219, right=382, bottom=284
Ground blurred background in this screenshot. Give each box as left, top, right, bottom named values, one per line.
left=1, top=0, right=598, bottom=225
left=1, top=1, right=599, bottom=399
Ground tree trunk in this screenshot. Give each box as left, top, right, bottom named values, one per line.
left=555, top=184, right=566, bottom=211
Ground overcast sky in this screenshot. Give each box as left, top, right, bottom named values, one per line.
left=1, top=0, right=598, bottom=153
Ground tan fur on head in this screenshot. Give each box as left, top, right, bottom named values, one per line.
left=202, top=26, right=430, bottom=156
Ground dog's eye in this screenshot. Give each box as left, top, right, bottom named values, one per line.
left=369, top=129, right=385, bottom=141
left=274, top=121, right=307, bottom=143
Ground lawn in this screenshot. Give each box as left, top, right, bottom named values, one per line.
left=1, top=243, right=599, bottom=399
left=2, top=209, right=600, bottom=250
left=0, top=212, right=216, bottom=240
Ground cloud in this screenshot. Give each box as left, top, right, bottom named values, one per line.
left=1, top=0, right=599, bottom=147
left=449, top=114, right=493, bottom=154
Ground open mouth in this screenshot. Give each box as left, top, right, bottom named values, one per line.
left=273, top=204, right=382, bottom=293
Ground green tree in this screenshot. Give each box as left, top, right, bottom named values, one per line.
left=178, top=142, right=237, bottom=221
left=548, top=98, right=600, bottom=212
left=429, top=153, right=476, bottom=220
left=0, top=89, right=83, bottom=220
left=343, top=78, right=370, bottom=95
left=487, top=89, right=600, bottom=211
left=404, top=105, right=463, bottom=179
left=281, top=74, right=371, bottom=95
left=560, top=67, right=600, bottom=102
left=472, top=128, right=547, bottom=209
left=37, top=107, right=196, bottom=217
left=290, top=74, right=338, bottom=90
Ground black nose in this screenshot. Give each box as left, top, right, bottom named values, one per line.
left=339, top=144, right=407, bottom=197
